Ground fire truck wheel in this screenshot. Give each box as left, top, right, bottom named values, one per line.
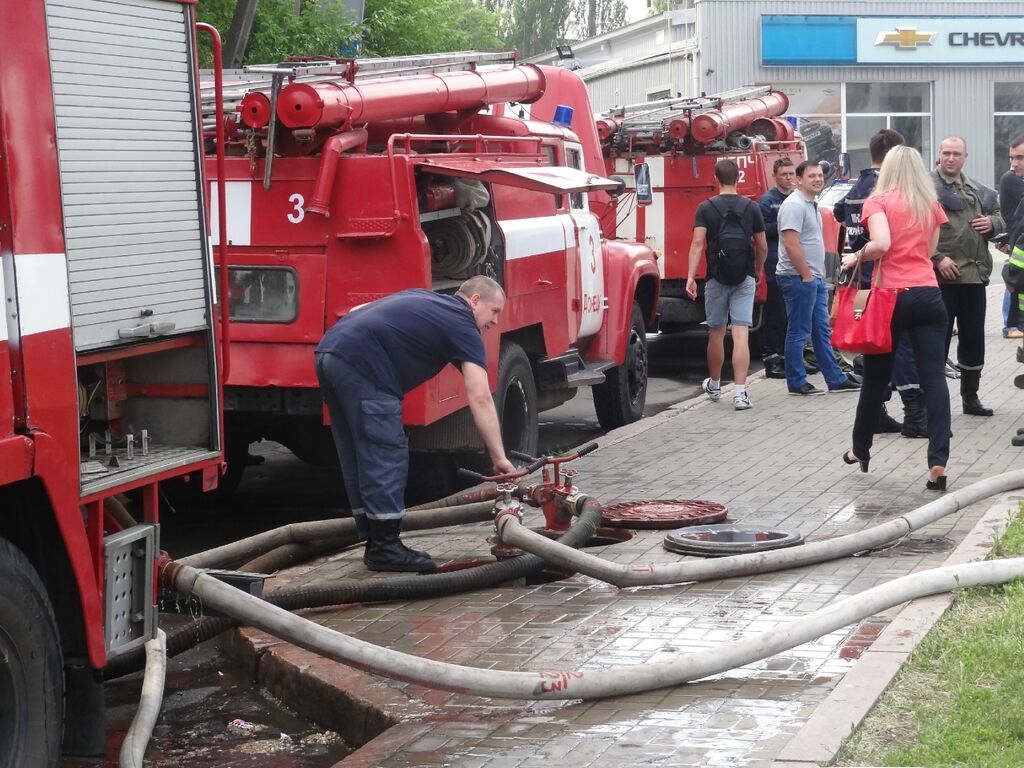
left=0, top=537, right=63, bottom=768
left=495, top=342, right=539, bottom=460
left=594, top=302, right=648, bottom=431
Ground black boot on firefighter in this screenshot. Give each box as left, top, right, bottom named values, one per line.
left=901, top=396, right=928, bottom=438
left=873, top=403, right=903, bottom=434
left=364, top=518, right=437, bottom=573
left=960, top=369, right=993, bottom=417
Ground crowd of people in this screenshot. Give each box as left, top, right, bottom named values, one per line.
left=691, top=129, right=1021, bottom=493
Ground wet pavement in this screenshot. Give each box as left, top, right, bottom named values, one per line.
left=98, top=281, right=1024, bottom=767
left=209, top=280, right=1024, bottom=768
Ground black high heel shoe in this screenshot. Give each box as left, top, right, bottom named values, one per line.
left=842, top=450, right=869, bottom=473
left=926, top=470, right=947, bottom=492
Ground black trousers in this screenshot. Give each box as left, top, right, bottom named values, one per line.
left=760, top=280, right=787, bottom=359
left=852, top=287, right=951, bottom=469
left=940, top=283, right=987, bottom=370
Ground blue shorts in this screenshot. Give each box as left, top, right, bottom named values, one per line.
left=704, top=276, right=756, bottom=328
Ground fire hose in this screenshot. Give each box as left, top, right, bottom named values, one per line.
left=495, top=469, right=1024, bottom=587
left=154, top=470, right=1024, bottom=701
left=165, top=555, right=1024, bottom=700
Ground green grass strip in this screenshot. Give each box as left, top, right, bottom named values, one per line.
left=838, top=505, right=1024, bottom=767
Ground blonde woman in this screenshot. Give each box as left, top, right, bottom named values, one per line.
left=839, top=146, right=951, bottom=491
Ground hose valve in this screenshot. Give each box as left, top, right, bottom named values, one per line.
left=493, top=482, right=523, bottom=537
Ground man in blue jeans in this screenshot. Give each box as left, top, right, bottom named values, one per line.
left=776, top=161, right=862, bottom=395
left=315, top=276, right=515, bottom=572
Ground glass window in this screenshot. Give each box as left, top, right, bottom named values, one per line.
left=228, top=268, right=298, bottom=323
left=995, top=82, right=1024, bottom=113
left=777, top=82, right=841, bottom=115
left=846, top=83, right=929, bottom=113
left=995, top=84, right=1024, bottom=187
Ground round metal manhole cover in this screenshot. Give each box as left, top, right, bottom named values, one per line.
left=663, top=524, right=804, bottom=557
left=601, top=500, right=728, bottom=529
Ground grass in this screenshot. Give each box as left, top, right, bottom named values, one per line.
left=837, top=505, right=1024, bottom=767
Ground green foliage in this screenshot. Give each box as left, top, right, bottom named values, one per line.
left=360, top=0, right=504, bottom=56
left=197, top=0, right=360, bottom=66
left=483, top=0, right=627, bottom=58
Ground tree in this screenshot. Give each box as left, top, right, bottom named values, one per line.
left=360, top=0, right=504, bottom=57
left=483, top=0, right=627, bottom=58
left=197, top=0, right=360, bottom=66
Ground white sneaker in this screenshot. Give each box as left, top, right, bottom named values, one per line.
left=701, top=377, right=721, bottom=402
left=734, top=391, right=752, bottom=410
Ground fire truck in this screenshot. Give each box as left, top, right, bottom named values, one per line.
left=203, top=53, right=660, bottom=494
left=593, top=87, right=809, bottom=330
left=0, top=0, right=225, bottom=763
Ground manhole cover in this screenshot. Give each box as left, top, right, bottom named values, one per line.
left=601, top=500, right=728, bottom=529
left=663, top=524, right=804, bottom=557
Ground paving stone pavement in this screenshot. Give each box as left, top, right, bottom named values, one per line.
left=226, top=280, right=1024, bottom=768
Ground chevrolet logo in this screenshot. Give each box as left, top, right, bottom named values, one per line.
left=874, top=26, right=937, bottom=49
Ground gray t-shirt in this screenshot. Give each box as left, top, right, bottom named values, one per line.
left=776, top=192, right=826, bottom=278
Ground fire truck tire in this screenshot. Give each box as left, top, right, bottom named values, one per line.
left=0, top=538, right=63, bottom=768
left=594, top=302, right=648, bottom=431
left=495, top=342, right=539, bottom=460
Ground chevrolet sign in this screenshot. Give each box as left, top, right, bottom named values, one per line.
left=858, top=17, right=1024, bottom=64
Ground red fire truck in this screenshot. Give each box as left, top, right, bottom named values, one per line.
left=0, top=1, right=225, bottom=763
left=205, top=54, right=659, bottom=493
left=593, top=87, right=808, bottom=330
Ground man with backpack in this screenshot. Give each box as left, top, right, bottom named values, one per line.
left=686, top=159, right=768, bottom=410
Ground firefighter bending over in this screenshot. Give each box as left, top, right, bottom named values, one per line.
left=315, top=276, right=516, bottom=572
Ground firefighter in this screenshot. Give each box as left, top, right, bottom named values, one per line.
left=315, top=276, right=516, bottom=572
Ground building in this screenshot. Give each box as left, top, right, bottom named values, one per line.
left=532, top=1, right=1024, bottom=187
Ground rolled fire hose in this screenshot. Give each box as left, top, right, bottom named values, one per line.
left=118, top=629, right=167, bottom=768
left=496, top=469, right=1024, bottom=588
left=166, top=557, right=1024, bottom=700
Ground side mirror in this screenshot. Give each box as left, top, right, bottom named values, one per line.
left=634, top=163, right=653, bottom=207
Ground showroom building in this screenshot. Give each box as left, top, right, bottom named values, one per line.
left=532, top=1, right=1024, bottom=187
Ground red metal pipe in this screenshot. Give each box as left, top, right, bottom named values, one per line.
left=689, top=92, right=790, bottom=144
left=749, top=116, right=795, bottom=142
left=196, top=24, right=231, bottom=390
left=307, top=128, right=369, bottom=217
left=596, top=117, right=620, bottom=142
left=238, top=91, right=272, bottom=129
left=274, top=64, right=547, bottom=131
left=667, top=117, right=690, bottom=140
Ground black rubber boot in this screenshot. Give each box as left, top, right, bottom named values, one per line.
left=960, top=369, right=993, bottom=416
left=364, top=518, right=437, bottom=573
left=873, top=404, right=902, bottom=434
left=900, top=396, right=928, bottom=438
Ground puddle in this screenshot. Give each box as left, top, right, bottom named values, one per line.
left=862, top=535, right=955, bottom=557
left=96, top=637, right=351, bottom=767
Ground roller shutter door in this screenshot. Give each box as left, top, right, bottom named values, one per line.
left=45, top=0, right=210, bottom=351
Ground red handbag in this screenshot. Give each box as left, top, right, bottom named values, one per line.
left=831, top=255, right=899, bottom=355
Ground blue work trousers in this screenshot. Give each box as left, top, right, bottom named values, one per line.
left=315, top=352, right=408, bottom=526
left=778, top=275, right=847, bottom=390
left=852, top=288, right=950, bottom=469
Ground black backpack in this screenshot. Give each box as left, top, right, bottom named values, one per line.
left=707, top=197, right=753, bottom=286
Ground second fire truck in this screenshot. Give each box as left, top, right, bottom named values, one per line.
left=204, top=53, right=660, bottom=494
